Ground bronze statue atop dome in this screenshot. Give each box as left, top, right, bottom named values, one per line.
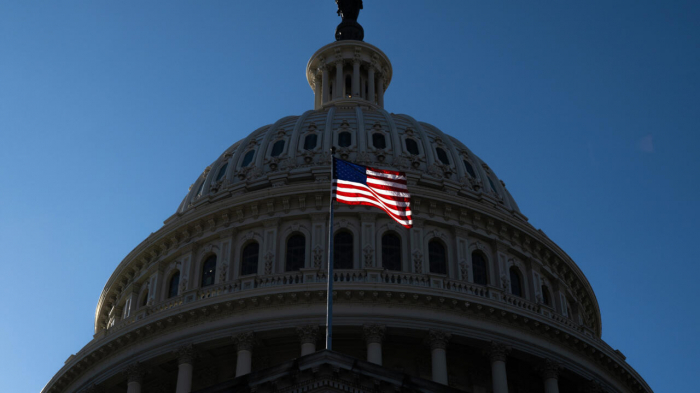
left=335, top=0, right=364, bottom=41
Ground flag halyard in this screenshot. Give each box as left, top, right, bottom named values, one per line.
left=332, top=158, right=413, bottom=228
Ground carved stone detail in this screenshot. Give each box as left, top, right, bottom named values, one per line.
left=264, top=252, right=274, bottom=275
left=363, top=324, right=386, bottom=344
left=363, top=245, right=374, bottom=267
left=313, top=246, right=324, bottom=269
left=296, top=325, right=319, bottom=345
left=412, top=250, right=423, bottom=273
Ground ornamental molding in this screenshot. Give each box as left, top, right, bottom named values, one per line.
left=174, top=344, right=196, bottom=365
left=53, top=287, right=643, bottom=393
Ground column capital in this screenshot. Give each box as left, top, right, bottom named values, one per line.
left=488, top=341, right=511, bottom=363
left=296, top=325, right=319, bottom=345
left=232, top=331, right=256, bottom=351
left=124, top=361, right=145, bottom=384
left=174, top=344, right=197, bottom=365
left=426, top=329, right=451, bottom=350
left=363, top=324, right=386, bottom=344
left=538, top=359, right=560, bottom=380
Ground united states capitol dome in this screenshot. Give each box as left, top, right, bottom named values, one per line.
left=45, top=3, right=651, bottom=393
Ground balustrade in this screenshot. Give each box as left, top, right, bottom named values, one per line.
left=106, top=268, right=584, bottom=338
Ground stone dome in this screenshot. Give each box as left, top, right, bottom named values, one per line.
left=174, top=106, right=523, bottom=220
left=44, top=8, right=652, bottom=393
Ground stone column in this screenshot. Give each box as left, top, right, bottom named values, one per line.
left=296, top=325, right=319, bottom=356
left=233, top=332, right=255, bottom=377
left=488, top=341, right=511, bottom=393
left=367, top=66, right=375, bottom=103
left=313, top=73, right=322, bottom=109
left=427, top=329, right=451, bottom=385
left=334, top=60, right=344, bottom=99
left=539, top=359, right=560, bottom=393
left=363, top=324, right=386, bottom=365
left=377, top=74, right=385, bottom=108
left=175, top=345, right=196, bottom=393
left=352, top=58, right=361, bottom=97
left=321, top=66, right=330, bottom=104
left=124, top=362, right=144, bottom=393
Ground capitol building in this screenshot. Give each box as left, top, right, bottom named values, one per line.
left=44, top=3, right=652, bottom=393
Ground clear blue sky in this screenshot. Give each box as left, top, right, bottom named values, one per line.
left=1, top=1, right=698, bottom=392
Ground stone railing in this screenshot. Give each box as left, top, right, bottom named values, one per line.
left=106, top=268, right=591, bottom=336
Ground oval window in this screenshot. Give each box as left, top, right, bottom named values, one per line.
left=463, top=160, right=476, bottom=178
left=270, top=140, right=285, bottom=157
left=338, top=132, right=351, bottom=147
left=241, top=150, right=255, bottom=167
left=216, top=163, right=228, bottom=182
left=436, top=148, right=450, bottom=165
left=304, top=134, right=318, bottom=150
left=373, top=133, right=386, bottom=149
left=405, top=138, right=419, bottom=155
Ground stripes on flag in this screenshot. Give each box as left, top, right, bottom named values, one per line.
left=332, top=158, right=413, bottom=228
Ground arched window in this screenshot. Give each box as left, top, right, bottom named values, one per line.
left=270, top=140, right=285, bottom=157
left=405, top=138, right=419, bottom=155
left=241, top=150, right=255, bottom=167
left=333, top=231, right=353, bottom=269
left=541, top=285, right=551, bottom=306
left=488, top=177, right=500, bottom=196
left=345, top=75, right=352, bottom=97
left=241, top=242, right=259, bottom=276
left=381, top=233, right=401, bottom=271
left=463, top=160, right=476, bottom=178
left=510, top=267, right=523, bottom=297
left=566, top=299, right=574, bottom=319
left=140, top=290, right=149, bottom=307
left=168, top=271, right=180, bottom=299
left=201, top=255, right=217, bottom=288
left=338, top=132, right=351, bottom=147
left=373, top=133, right=386, bottom=149
left=286, top=234, right=306, bottom=271
left=471, top=251, right=488, bottom=285
left=304, top=134, right=318, bottom=150
left=428, top=240, right=447, bottom=275
left=436, top=148, right=450, bottom=165
left=216, top=163, right=228, bottom=182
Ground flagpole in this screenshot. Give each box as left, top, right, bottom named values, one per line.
left=325, top=146, right=336, bottom=351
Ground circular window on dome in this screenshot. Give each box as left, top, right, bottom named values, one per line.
left=463, top=160, right=476, bottom=178
left=270, top=140, right=285, bottom=157
left=338, top=131, right=351, bottom=147
left=372, top=133, right=386, bottom=149
left=215, top=162, right=228, bottom=182
left=405, top=138, right=419, bottom=155
left=304, top=134, right=318, bottom=150
left=436, top=147, right=450, bottom=166
left=241, top=150, right=255, bottom=167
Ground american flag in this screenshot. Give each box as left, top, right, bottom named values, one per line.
left=332, top=158, right=413, bottom=228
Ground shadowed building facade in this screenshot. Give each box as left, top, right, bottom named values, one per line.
left=44, top=4, right=652, bottom=393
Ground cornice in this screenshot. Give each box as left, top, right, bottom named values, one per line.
left=60, top=285, right=645, bottom=393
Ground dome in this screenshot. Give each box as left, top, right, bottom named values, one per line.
left=174, top=107, right=523, bottom=220
left=45, top=5, right=651, bottom=393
